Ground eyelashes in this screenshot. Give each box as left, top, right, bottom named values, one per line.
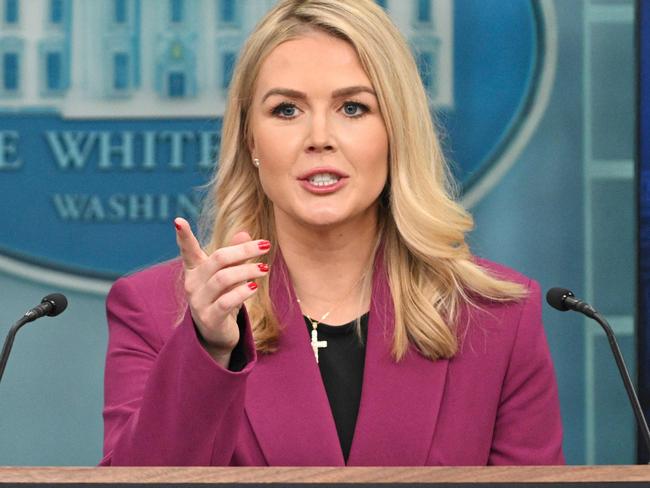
left=270, top=101, right=370, bottom=119
left=271, top=102, right=299, bottom=118
left=341, top=101, right=369, bottom=117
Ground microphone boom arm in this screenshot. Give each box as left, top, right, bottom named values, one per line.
left=592, top=311, right=650, bottom=463
left=0, top=315, right=33, bottom=385
left=0, top=293, right=68, bottom=386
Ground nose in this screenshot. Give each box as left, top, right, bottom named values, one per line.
left=305, top=111, right=335, bottom=154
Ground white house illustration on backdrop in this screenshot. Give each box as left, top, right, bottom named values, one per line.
left=0, top=0, right=453, bottom=118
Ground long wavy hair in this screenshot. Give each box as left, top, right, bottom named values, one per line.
left=199, top=0, right=526, bottom=361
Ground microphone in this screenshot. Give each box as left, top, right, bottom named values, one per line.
left=0, top=294, right=68, bottom=385
left=546, top=287, right=597, bottom=318
left=23, top=293, right=68, bottom=320
left=546, top=287, right=650, bottom=464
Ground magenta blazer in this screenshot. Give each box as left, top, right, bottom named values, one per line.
left=101, top=255, right=564, bottom=466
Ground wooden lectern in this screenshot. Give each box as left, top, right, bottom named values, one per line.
left=1, top=466, right=650, bottom=487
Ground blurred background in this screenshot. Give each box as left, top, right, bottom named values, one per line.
left=0, top=0, right=641, bottom=465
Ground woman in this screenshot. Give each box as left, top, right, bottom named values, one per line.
left=102, top=0, right=564, bottom=466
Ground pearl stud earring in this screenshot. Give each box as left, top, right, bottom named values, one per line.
left=253, top=158, right=260, bottom=168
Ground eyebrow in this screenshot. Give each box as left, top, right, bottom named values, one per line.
left=261, top=85, right=376, bottom=102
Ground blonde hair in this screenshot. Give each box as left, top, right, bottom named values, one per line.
left=200, top=0, right=526, bottom=361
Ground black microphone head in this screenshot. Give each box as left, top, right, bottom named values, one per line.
left=546, top=287, right=575, bottom=312
left=41, top=293, right=68, bottom=317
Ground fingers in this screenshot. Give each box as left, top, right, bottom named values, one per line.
left=210, top=281, right=260, bottom=317
left=199, top=238, right=272, bottom=280
left=175, top=217, right=206, bottom=270
left=230, top=231, right=252, bottom=246
left=177, top=222, right=271, bottom=305
left=175, top=220, right=270, bottom=354
left=195, top=281, right=260, bottom=343
left=191, top=262, right=269, bottom=310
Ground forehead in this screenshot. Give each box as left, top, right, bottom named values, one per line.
left=255, top=30, right=372, bottom=92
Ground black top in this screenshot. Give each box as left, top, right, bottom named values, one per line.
left=304, top=313, right=369, bottom=462
left=228, top=310, right=369, bottom=461
left=227, top=308, right=249, bottom=372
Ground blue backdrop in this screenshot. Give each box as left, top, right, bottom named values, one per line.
left=0, top=0, right=639, bottom=465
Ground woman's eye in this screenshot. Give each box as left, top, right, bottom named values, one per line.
left=272, top=103, right=298, bottom=118
left=342, top=102, right=367, bottom=117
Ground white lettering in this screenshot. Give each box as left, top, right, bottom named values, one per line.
left=52, top=193, right=197, bottom=222
left=46, top=131, right=98, bottom=170
left=160, top=131, right=195, bottom=169
left=199, top=131, right=219, bottom=169
left=158, top=193, right=170, bottom=219
left=177, top=193, right=200, bottom=220
left=42, top=130, right=223, bottom=171
left=107, top=194, right=127, bottom=219
left=83, top=196, right=106, bottom=221
left=142, top=131, right=157, bottom=169
left=98, top=131, right=135, bottom=170
left=0, top=131, right=21, bottom=170
left=128, top=194, right=155, bottom=221
left=52, top=194, right=87, bottom=220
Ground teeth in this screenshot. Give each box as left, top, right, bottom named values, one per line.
left=308, top=173, right=340, bottom=186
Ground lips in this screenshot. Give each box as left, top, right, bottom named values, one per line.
left=307, top=173, right=341, bottom=186
left=297, top=167, right=349, bottom=194
left=298, top=167, right=348, bottom=182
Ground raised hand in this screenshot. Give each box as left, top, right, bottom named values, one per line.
left=174, top=217, right=271, bottom=367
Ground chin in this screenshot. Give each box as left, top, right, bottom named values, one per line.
left=276, top=201, right=375, bottom=230
left=297, top=208, right=349, bottom=228
left=301, top=216, right=345, bottom=228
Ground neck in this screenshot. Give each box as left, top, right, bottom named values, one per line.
left=275, top=211, right=379, bottom=325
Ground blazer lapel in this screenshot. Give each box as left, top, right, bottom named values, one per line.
left=347, top=256, right=449, bottom=466
left=244, top=256, right=344, bottom=466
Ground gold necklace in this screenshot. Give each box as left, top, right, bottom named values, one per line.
left=296, top=297, right=330, bottom=364
left=296, top=270, right=370, bottom=364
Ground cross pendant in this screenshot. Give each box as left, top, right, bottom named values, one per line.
left=311, top=328, right=327, bottom=363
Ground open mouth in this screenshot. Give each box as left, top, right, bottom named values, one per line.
left=308, top=173, right=341, bottom=187
left=298, top=167, right=348, bottom=193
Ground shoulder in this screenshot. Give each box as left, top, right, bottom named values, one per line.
left=448, top=261, right=563, bottom=464
left=106, top=259, right=185, bottom=345
left=109, top=259, right=183, bottom=302
left=457, top=257, right=542, bottom=356
left=113, top=259, right=183, bottom=290
left=473, top=257, right=534, bottom=289
left=471, top=256, right=541, bottom=308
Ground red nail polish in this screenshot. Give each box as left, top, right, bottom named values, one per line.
left=248, top=282, right=258, bottom=291
left=258, top=240, right=271, bottom=251
left=174, top=221, right=181, bottom=231
left=258, top=263, right=269, bottom=272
